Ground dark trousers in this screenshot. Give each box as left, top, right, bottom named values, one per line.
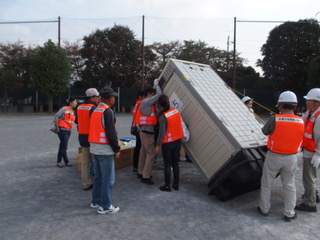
left=162, top=139, right=181, bottom=187
left=133, top=133, right=141, bottom=169
left=57, top=129, right=71, bottom=164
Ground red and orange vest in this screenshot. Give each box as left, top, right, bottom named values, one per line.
left=58, top=106, right=75, bottom=130
left=132, top=100, right=142, bottom=126
left=302, top=109, right=320, bottom=153
left=136, top=103, right=158, bottom=126
left=88, top=105, right=110, bottom=144
left=76, top=103, right=95, bottom=134
left=267, top=114, right=304, bottom=154
left=162, top=108, right=184, bottom=144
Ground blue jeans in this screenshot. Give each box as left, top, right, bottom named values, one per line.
left=92, top=154, right=115, bottom=209
left=57, top=129, right=71, bottom=164
left=162, top=139, right=181, bottom=187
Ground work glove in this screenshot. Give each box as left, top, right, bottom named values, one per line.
left=153, top=78, right=159, bottom=86
left=311, top=152, right=320, bottom=168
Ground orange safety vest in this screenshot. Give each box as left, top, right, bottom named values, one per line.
left=267, top=114, right=304, bottom=154
left=136, top=103, right=158, bottom=126
left=162, top=108, right=184, bottom=144
left=88, top=105, right=110, bottom=144
left=76, top=103, right=95, bottom=134
left=302, top=109, right=320, bottom=153
left=58, top=106, right=75, bottom=130
left=132, top=100, right=142, bottom=126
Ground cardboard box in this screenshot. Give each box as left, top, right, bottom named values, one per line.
left=116, top=147, right=134, bottom=170
left=77, top=144, right=134, bottom=172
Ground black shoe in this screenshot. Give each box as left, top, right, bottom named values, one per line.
left=257, top=207, right=268, bottom=216
left=83, top=184, right=93, bottom=191
left=283, top=212, right=297, bottom=222
left=141, top=178, right=154, bottom=185
left=159, top=185, right=171, bottom=192
left=137, top=174, right=142, bottom=179
left=172, top=185, right=179, bottom=191
left=295, top=203, right=317, bottom=212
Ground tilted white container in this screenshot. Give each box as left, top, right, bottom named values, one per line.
left=159, top=59, right=268, bottom=201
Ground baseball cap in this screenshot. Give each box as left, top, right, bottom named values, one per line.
left=99, top=87, right=118, bottom=99
left=85, top=88, right=99, bottom=97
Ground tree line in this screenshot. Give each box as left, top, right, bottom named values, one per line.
left=0, top=19, right=319, bottom=113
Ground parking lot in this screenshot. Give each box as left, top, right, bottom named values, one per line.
left=0, top=113, right=319, bottom=240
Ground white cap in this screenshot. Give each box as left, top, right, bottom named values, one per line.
left=304, top=88, right=320, bottom=101
left=241, top=96, right=252, bottom=103
left=277, top=91, right=298, bottom=103
left=85, top=88, right=99, bottom=97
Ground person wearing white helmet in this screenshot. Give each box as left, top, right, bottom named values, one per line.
left=295, top=88, right=320, bottom=212
left=258, top=91, right=304, bottom=222
left=241, top=96, right=254, bottom=113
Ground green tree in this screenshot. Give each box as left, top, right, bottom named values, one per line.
left=257, top=19, right=320, bottom=96
left=81, top=25, right=143, bottom=89
left=308, top=56, right=320, bottom=89
left=149, top=41, right=181, bottom=72
left=175, top=40, right=244, bottom=73
left=30, top=40, right=71, bottom=114
left=0, top=42, right=34, bottom=108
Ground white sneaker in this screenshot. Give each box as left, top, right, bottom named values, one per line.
left=97, top=205, right=120, bottom=214
left=90, top=203, right=99, bottom=208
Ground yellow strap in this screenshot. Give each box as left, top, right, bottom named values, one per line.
left=230, top=87, right=276, bottom=124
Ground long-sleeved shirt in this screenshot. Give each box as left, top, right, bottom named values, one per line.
left=156, top=114, right=167, bottom=146
left=138, top=85, right=162, bottom=133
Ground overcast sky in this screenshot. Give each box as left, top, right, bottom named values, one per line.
left=0, top=0, right=319, bottom=74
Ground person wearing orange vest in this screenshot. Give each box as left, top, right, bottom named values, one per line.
left=295, top=88, right=320, bottom=212
left=76, top=88, right=100, bottom=190
left=155, top=95, right=184, bottom=192
left=258, top=91, right=304, bottom=222
left=131, top=89, right=146, bottom=172
left=137, top=79, right=162, bottom=185
left=54, top=98, right=77, bottom=168
left=88, top=87, right=120, bottom=215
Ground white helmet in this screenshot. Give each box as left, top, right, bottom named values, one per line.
left=277, top=91, right=298, bottom=103
left=241, top=96, right=252, bottom=103
left=304, top=88, right=320, bottom=101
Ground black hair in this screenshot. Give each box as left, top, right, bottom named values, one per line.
left=278, top=103, right=297, bottom=110
left=145, top=88, right=156, bottom=96
left=67, top=97, right=76, bottom=104
left=244, top=100, right=252, bottom=105
left=137, top=89, right=146, bottom=98
left=158, top=94, right=170, bottom=113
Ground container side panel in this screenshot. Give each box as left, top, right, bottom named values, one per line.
left=163, top=73, right=235, bottom=179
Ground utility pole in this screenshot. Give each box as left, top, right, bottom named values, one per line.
left=226, top=35, right=230, bottom=72
left=58, top=16, right=61, bottom=48
left=141, top=15, right=145, bottom=88
left=232, top=17, right=236, bottom=89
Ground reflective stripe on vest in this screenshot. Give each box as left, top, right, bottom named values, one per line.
left=58, top=106, right=75, bottom=130
left=88, top=105, right=110, bottom=144
left=267, top=114, right=304, bottom=154
left=302, top=109, right=320, bottom=153
left=77, top=103, right=95, bottom=134
left=136, top=104, right=158, bottom=125
left=162, top=108, right=184, bottom=144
